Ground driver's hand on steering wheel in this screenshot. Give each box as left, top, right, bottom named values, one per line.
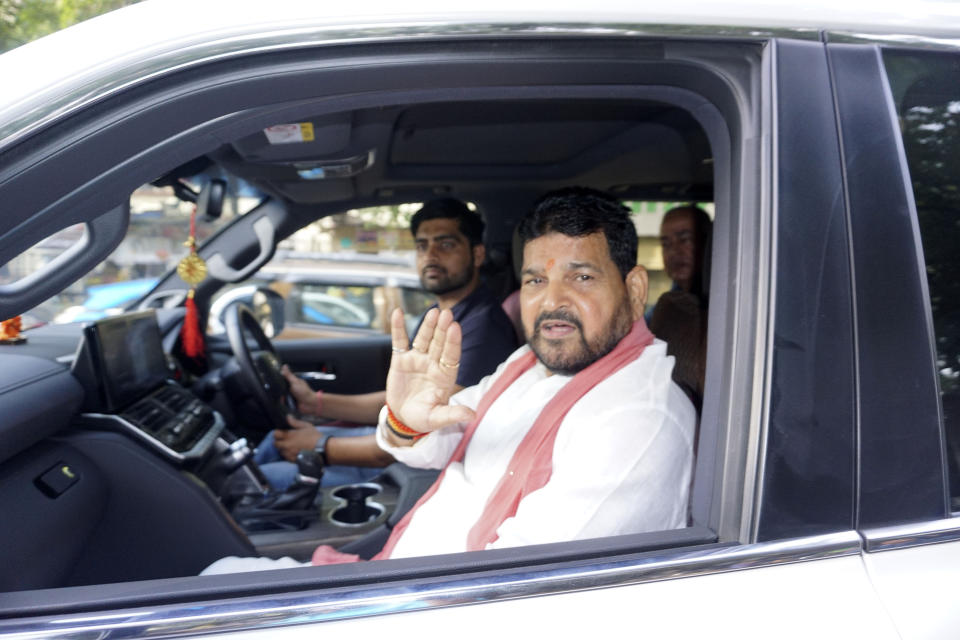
left=274, top=414, right=320, bottom=462
left=281, top=365, right=320, bottom=417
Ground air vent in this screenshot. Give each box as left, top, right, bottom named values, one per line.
left=154, top=387, right=190, bottom=413
left=122, top=400, right=170, bottom=435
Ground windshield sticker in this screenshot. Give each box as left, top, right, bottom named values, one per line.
left=264, top=123, right=315, bottom=144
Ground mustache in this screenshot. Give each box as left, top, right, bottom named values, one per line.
left=421, top=264, right=447, bottom=275
left=534, top=309, right=583, bottom=334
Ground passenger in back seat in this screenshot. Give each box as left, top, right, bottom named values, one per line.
left=649, top=205, right=712, bottom=407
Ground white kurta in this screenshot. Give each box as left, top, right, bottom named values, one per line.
left=377, top=340, right=696, bottom=559
left=201, top=340, right=696, bottom=576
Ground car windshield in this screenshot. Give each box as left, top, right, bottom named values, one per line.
left=16, top=178, right=263, bottom=329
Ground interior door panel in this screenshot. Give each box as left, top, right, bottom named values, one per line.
left=274, top=336, right=392, bottom=395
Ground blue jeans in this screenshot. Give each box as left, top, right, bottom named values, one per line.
left=254, top=425, right=381, bottom=490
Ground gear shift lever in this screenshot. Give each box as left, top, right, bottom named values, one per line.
left=261, top=449, right=323, bottom=512
left=231, top=449, right=324, bottom=530
left=295, top=449, right=324, bottom=484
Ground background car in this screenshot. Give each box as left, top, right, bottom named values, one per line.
left=1, top=1, right=960, bottom=639
left=52, top=277, right=158, bottom=323
left=206, top=252, right=433, bottom=340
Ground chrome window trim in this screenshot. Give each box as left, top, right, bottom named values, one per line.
left=0, top=22, right=801, bottom=152
left=826, top=31, right=960, bottom=52
left=861, top=518, right=960, bottom=552
left=744, top=38, right=778, bottom=543
left=1, top=531, right=860, bottom=640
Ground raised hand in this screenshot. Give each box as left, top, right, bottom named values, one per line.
left=385, top=307, right=476, bottom=436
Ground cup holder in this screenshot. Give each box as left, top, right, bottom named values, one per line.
left=329, top=483, right=385, bottom=526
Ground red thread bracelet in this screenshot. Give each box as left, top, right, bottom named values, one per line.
left=386, top=406, right=426, bottom=440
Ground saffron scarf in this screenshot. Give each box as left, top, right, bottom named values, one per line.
left=313, top=319, right=654, bottom=564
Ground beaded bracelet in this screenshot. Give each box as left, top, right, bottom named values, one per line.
left=386, top=406, right=427, bottom=441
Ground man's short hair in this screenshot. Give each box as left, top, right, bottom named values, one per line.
left=663, top=205, right=712, bottom=240
left=518, top=187, right=637, bottom=279
left=410, top=198, right=484, bottom=247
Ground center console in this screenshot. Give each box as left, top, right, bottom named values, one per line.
left=67, top=310, right=436, bottom=562
left=84, top=384, right=224, bottom=462
left=73, top=311, right=223, bottom=463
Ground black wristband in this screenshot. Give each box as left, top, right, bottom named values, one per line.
left=313, top=432, right=331, bottom=466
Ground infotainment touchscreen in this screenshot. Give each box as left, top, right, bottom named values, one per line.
left=87, top=310, right=170, bottom=411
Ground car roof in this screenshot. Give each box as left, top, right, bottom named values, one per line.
left=3, top=0, right=960, bottom=152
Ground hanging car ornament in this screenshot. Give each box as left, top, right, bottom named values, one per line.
left=177, top=206, right=207, bottom=358
left=0, top=315, right=25, bottom=344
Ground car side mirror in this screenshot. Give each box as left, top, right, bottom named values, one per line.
left=250, top=287, right=285, bottom=339
left=210, top=285, right=285, bottom=338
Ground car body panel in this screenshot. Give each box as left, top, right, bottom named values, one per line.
left=0, top=533, right=897, bottom=639
left=294, top=555, right=897, bottom=640
left=863, top=537, right=960, bottom=640
left=3, top=0, right=960, bottom=156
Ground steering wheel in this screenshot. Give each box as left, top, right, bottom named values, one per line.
left=224, top=303, right=294, bottom=431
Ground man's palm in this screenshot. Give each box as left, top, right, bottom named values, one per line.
left=387, top=308, right=475, bottom=432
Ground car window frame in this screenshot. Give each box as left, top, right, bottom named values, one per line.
left=0, top=31, right=781, bottom=634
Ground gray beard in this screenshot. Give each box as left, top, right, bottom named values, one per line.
left=527, top=303, right=633, bottom=375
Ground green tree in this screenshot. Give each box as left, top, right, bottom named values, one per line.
left=0, top=0, right=141, bottom=53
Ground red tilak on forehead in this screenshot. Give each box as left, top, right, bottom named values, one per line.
left=546, top=258, right=556, bottom=270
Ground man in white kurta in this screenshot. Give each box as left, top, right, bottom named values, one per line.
left=379, top=340, right=695, bottom=558
left=203, top=188, right=697, bottom=574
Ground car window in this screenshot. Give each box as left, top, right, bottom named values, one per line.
left=0, top=25, right=767, bottom=631
left=18, top=180, right=261, bottom=329
left=883, top=49, right=960, bottom=509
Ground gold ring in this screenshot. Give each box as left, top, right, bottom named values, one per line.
left=392, top=347, right=408, bottom=353
left=439, top=359, right=460, bottom=368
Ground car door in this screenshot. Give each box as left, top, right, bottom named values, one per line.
left=829, top=40, right=960, bottom=638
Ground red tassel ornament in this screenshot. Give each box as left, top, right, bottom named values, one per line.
left=177, top=206, right=207, bottom=359
left=181, top=291, right=204, bottom=358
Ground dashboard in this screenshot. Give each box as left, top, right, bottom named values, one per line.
left=27, top=310, right=226, bottom=464
left=0, top=309, right=430, bottom=591
left=72, top=311, right=223, bottom=462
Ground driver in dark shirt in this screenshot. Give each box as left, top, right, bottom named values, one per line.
left=256, top=198, right=518, bottom=488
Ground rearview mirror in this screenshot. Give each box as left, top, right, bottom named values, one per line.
left=198, top=178, right=226, bottom=220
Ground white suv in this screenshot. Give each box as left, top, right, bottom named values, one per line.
left=1, top=2, right=959, bottom=638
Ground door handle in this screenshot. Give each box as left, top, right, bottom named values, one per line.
left=300, top=371, right=337, bottom=382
